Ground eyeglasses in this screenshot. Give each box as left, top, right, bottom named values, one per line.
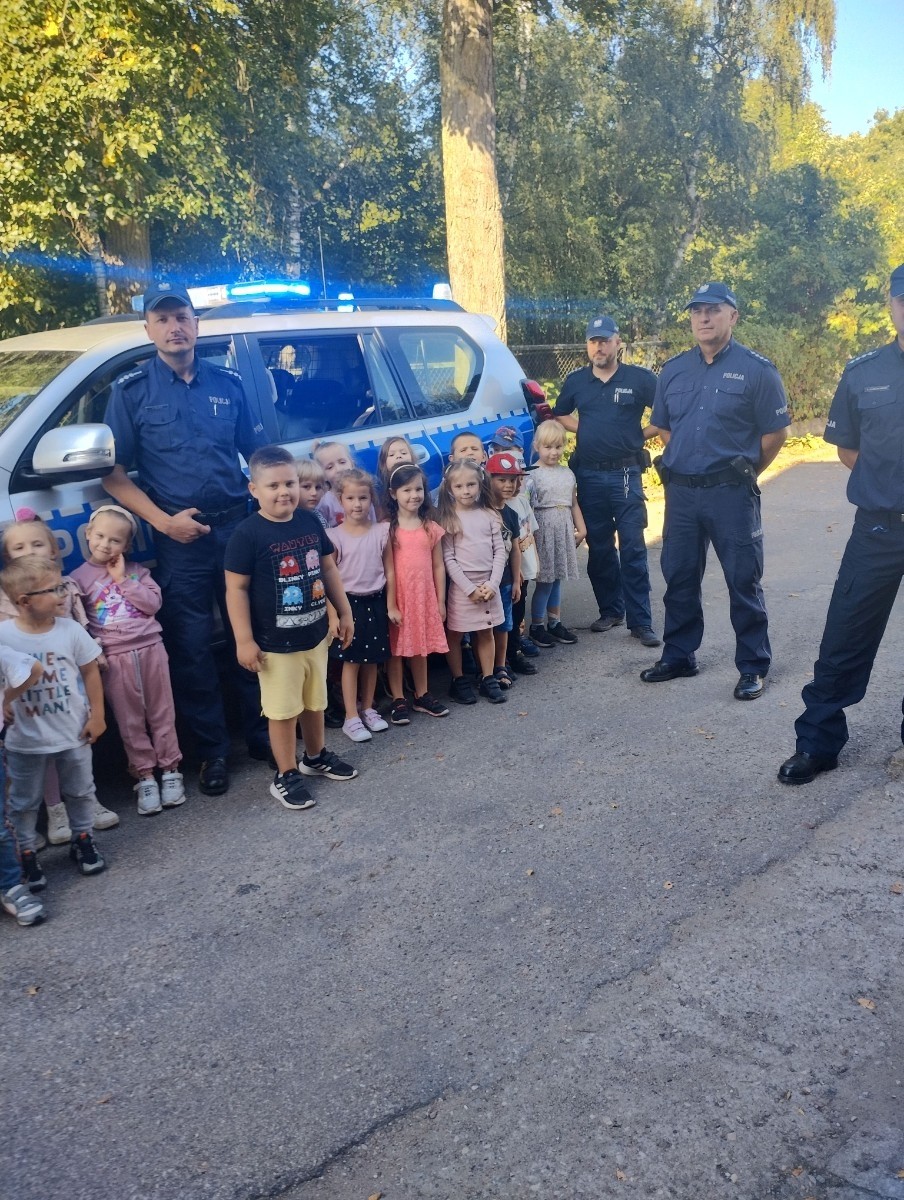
left=23, top=583, right=68, bottom=598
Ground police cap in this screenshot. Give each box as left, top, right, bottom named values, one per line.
left=586, top=315, right=619, bottom=339
left=685, top=281, right=738, bottom=310
left=143, top=282, right=194, bottom=312
left=891, top=264, right=904, bottom=299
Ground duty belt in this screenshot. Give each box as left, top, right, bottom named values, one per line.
left=155, top=497, right=250, bottom=527
left=667, top=467, right=741, bottom=488
left=575, top=452, right=646, bottom=471
left=861, top=509, right=904, bottom=524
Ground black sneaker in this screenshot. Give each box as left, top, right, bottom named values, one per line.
left=449, top=675, right=477, bottom=705
left=270, top=770, right=317, bottom=810
left=529, top=623, right=556, bottom=648
left=507, top=651, right=538, bottom=676
left=69, top=833, right=106, bottom=876
left=547, top=621, right=578, bottom=644
left=324, top=703, right=345, bottom=729
left=21, top=850, right=47, bottom=892
left=298, top=749, right=358, bottom=781
left=412, top=692, right=450, bottom=717
left=389, top=698, right=411, bottom=726
left=478, top=675, right=507, bottom=704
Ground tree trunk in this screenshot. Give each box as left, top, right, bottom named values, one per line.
left=440, top=0, right=507, bottom=340
left=652, top=142, right=704, bottom=332
left=105, top=217, right=152, bottom=313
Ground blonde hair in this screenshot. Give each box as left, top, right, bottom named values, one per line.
left=87, top=504, right=137, bottom=546
left=533, top=419, right=566, bottom=450
left=436, top=460, right=494, bottom=536
left=297, top=458, right=326, bottom=486
left=1, top=518, right=60, bottom=563
left=0, top=554, right=60, bottom=606
left=333, top=467, right=377, bottom=505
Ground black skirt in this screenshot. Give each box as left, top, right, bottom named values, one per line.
left=337, top=588, right=390, bottom=664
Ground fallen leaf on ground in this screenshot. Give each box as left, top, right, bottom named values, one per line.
left=550, top=806, right=563, bottom=816
left=890, top=881, right=903, bottom=895
left=517, top=711, right=528, bottom=717
left=790, top=1166, right=804, bottom=1177
left=615, top=1168, right=627, bottom=1181
left=896, top=1168, right=904, bottom=1179
left=96, top=1094, right=113, bottom=1105
left=368, top=1193, right=383, bottom=1200
left=526, top=868, right=535, bottom=876
left=856, top=997, right=876, bottom=1011
left=694, top=727, right=715, bottom=739
left=663, top=880, right=674, bottom=889
left=26, top=985, right=39, bottom=996
left=435, top=753, right=445, bottom=761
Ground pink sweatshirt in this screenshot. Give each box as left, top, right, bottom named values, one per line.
left=70, top=561, right=164, bottom=654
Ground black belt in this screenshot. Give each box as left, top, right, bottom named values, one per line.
left=861, top=509, right=904, bottom=524
left=667, top=467, right=741, bottom=488
left=155, top=497, right=250, bottom=527
left=575, top=453, right=646, bottom=471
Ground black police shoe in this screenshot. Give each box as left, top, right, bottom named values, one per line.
left=733, top=673, right=764, bottom=701
left=199, top=757, right=229, bottom=795
left=590, top=615, right=624, bottom=633
left=639, top=660, right=698, bottom=683
left=507, top=651, right=538, bottom=676
left=777, top=751, right=839, bottom=786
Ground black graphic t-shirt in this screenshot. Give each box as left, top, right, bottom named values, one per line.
left=225, top=510, right=334, bottom=652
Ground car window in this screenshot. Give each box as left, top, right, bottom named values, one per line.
left=0, top=350, right=81, bottom=437
left=258, top=334, right=389, bottom=441
left=391, top=329, right=483, bottom=419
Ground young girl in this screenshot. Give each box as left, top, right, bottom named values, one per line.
left=71, top=506, right=184, bottom=815
left=376, top=435, right=416, bottom=517
left=297, top=457, right=327, bottom=525
left=0, top=513, right=119, bottom=841
left=384, top=464, right=449, bottom=724
left=437, top=461, right=507, bottom=705
left=312, top=441, right=376, bottom=528
left=526, top=420, right=587, bottom=647
left=329, top=469, right=396, bottom=743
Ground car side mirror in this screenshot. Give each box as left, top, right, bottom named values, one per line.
left=32, top=425, right=116, bottom=476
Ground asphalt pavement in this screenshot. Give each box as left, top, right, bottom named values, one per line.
left=4, top=458, right=903, bottom=1200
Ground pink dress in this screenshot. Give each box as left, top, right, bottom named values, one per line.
left=443, top=508, right=505, bottom=632
left=389, top=522, right=448, bottom=658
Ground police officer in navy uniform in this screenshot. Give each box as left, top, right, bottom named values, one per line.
left=554, top=315, right=661, bottom=647
left=102, top=282, right=270, bottom=795
left=779, top=265, right=904, bottom=783
left=641, top=282, right=790, bottom=699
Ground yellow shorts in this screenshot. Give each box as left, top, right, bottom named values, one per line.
left=258, top=638, right=329, bottom=721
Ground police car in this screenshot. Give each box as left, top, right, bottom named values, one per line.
left=0, top=285, right=546, bottom=571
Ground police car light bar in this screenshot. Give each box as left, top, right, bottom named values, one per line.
left=229, top=281, right=312, bottom=298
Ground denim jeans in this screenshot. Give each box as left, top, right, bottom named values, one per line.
left=575, top=466, right=652, bottom=628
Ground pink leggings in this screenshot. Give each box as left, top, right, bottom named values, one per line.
left=104, top=642, right=181, bottom=777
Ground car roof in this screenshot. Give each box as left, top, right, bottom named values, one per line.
left=0, top=309, right=498, bottom=354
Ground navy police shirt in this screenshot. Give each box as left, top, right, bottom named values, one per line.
left=824, top=341, right=904, bottom=512
left=554, top=363, right=656, bottom=464
left=105, top=355, right=268, bottom=511
left=652, top=338, right=790, bottom=474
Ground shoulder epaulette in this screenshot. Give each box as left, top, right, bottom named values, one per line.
left=113, top=364, right=148, bottom=389
left=660, top=350, right=686, bottom=368
left=739, top=344, right=778, bottom=369
left=845, top=347, right=882, bottom=370
left=210, top=363, right=243, bottom=382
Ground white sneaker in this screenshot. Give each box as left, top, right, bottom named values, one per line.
left=160, top=770, right=186, bottom=808
left=34, top=830, right=47, bottom=851
left=342, top=716, right=372, bottom=743
left=46, top=803, right=72, bottom=845
left=361, top=707, right=389, bottom=732
left=135, top=778, right=162, bottom=816
left=91, top=798, right=120, bottom=830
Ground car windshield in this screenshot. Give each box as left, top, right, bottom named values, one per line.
left=0, top=350, right=80, bottom=437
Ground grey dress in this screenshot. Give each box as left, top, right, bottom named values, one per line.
left=528, top=466, right=579, bottom=582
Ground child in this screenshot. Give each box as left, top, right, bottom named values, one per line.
left=0, top=645, right=45, bottom=926
left=503, top=465, right=541, bottom=677
left=71, top=505, right=184, bottom=816
left=329, top=469, right=395, bottom=743
left=297, top=458, right=327, bottom=525
left=429, top=430, right=487, bottom=505
left=1, top=515, right=119, bottom=841
left=225, top=445, right=358, bottom=811
left=0, top=555, right=108, bottom=888
left=376, top=435, right=416, bottom=516
left=312, top=440, right=376, bottom=528
left=384, top=463, right=449, bottom=724
left=437, top=461, right=507, bottom=704
left=486, top=452, right=525, bottom=689
left=527, top=420, right=587, bottom=647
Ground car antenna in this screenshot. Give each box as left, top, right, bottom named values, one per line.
left=317, top=226, right=328, bottom=301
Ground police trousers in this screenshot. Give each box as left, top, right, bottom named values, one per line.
left=575, top=466, right=652, bottom=629
left=154, top=523, right=267, bottom=760
left=795, top=509, right=904, bottom=757
left=660, top=481, right=771, bottom=675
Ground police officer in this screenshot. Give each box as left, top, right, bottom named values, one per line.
left=779, top=265, right=904, bottom=783
left=102, top=282, right=270, bottom=795
left=641, top=282, right=790, bottom=699
left=554, top=315, right=660, bottom=647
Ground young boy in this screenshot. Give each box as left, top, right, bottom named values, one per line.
left=0, top=555, right=108, bottom=890
left=486, top=453, right=526, bottom=687
left=225, top=445, right=358, bottom=810
left=430, top=430, right=487, bottom=505
left=0, top=644, right=45, bottom=925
